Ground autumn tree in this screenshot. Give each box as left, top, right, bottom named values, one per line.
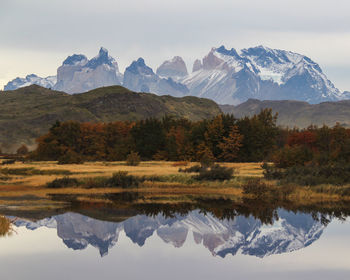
left=237, top=109, right=278, bottom=161
left=126, top=151, right=141, bottom=166
left=196, top=142, right=215, bottom=167
left=79, top=123, right=106, bottom=160
left=105, top=121, right=134, bottom=161
left=329, top=123, right=350, bottom=163
left=205, top=115, right=225, bottom=158
left=130, top=118, right=166, bottom=160
left=218, top=126, right=243, bottom=162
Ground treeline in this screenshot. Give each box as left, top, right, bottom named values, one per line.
left=31, top=109, right=279, bottom=163
left=31, top=109, right=350, bottom=167
left=264, top=124, right=350, bottom=186
left=272, top=124, right=350, bottom=167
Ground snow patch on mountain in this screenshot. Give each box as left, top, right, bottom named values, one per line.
left=181, top=45, right=346, bottom=104
left=4, top=74, right=57, bottom=91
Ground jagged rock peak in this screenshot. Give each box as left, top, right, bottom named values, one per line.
left=192, top=59, right=203, bottom=72
left=54, top=47, right=122, bottom=94
left=202, top=48, right=226, bottom=70
left=62, top=54, right=88, bottom=66
left=156, top=56, right=188, bottom=79
left=86, top=47, right=116, bottom=69
left=126, top=58, right=154, bottom=75
left=216, top=45, right=241, bottom=59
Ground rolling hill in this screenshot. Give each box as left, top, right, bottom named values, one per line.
left=0, top=85, right=221, bottom=152
left=220, top=99, right=350, bottom=128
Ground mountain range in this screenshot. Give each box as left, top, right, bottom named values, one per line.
left=4, top=46, right=350, bottom=105
left=13, top=210, right=325, bottom=258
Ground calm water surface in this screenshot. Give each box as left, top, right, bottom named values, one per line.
left=0, top=207, right=350, bottom=280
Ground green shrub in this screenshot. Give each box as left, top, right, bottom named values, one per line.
left=105, top=171, right=140, bottom=188
left=0, top=168, right=35, bottom=175
left=200, top=153, right=214, bottom=168
left=242, top=179, right=270, bottom=198
left=242, top=179, right=296, bottom=199
left=126, top=151, right=141, bottom=166
left=82, top=177, right=109, bottom=188
left=46, top=177, right=79, bottom=188
left=0, top=167, right=71, bottom=176
left=1, top=159, right=16, bottom=165
left=179, top=164, right=204, bottom=173
left=263, top=162, right=350, bottom=186
left=194, top=164, right=234, bottom=181
left=143, top=174, right=195, bottom=185
left=271, top=146, right=314, bottom=168
left=262, top=162, right=285, bottom=180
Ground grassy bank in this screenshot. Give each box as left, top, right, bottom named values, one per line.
left=0, top=160, right=350, bottom=213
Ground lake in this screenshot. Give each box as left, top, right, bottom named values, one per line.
left=0, top=204, right=349, bottom=280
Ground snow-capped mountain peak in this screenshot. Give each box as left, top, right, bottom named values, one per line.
left=3, top=45, right=349, bottom=105
left=62, top=54, right=88, bottom=66
left=53, top=47, right=122, bottom=93
left=180, top=45, right=346, bottom=104
left=126, top=57, right=154, bottom=75
left=4, top=74, right=57, bottom=91
left=156, top=56, right=188, bottom=80
left=86, top=47, right=117, bottom=69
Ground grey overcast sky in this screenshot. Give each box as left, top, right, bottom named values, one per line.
left=1, top=0, right=350, bottom=91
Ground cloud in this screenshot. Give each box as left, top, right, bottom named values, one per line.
left=1, top=0, right=350, bottom=90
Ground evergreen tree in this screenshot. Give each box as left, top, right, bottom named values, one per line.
left=218, top=126, right=243, bottom=162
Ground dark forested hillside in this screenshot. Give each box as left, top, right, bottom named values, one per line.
left=0, top=85, right=221, bottom=152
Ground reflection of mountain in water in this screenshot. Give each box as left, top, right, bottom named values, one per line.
left=13, top=210, right=325, bottom=258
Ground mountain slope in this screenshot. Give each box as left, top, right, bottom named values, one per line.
left=180, top=46, right=349, bottom=105
left=0, top=85, right=221, bottom=152
left=220, top=98, right=350, bottom=128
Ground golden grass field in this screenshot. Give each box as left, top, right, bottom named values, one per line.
left=0, top=161, right=254, bottom=204
left=0, top=160, right=349, bottom=213
left=0, top=160, right=263, bottom=186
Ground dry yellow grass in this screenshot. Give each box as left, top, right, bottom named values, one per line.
left=0, top=161, right=263, bottom=187
left=1, top=161, right=350, bottom=212
left=221, top=162, right=264, bottom=177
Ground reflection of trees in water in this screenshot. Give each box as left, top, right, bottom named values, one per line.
left=37, top=191, right=350, bottom=226
left=133, top=197, right=350, bottom=226
left=0, top=216, right=15, bottom=237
